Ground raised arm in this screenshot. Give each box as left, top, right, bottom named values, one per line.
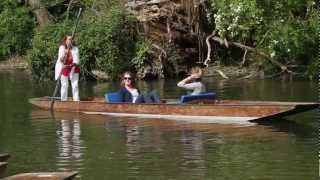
left=177, top=74, right=200, bottom=89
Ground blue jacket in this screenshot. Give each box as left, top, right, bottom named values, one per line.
left=118, top=87, right=140, bottom=103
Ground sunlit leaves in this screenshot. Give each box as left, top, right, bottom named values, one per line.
left=210, top=0, right=317, bottom=77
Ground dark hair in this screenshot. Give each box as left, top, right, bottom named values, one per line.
left=120, top=71, right=136, bottom=87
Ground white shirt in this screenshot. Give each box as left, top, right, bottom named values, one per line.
left=127, top=88, right=139, bottom=103
left=177, top=81, right=206, bottom=95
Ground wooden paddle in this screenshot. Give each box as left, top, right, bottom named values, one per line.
left=50, top=8, right=82, bottom=110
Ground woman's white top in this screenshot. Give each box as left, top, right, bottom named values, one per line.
left=177, top=81, right=206, bottom=95
left=55, top=45, right=80, bottom=80
left=127, top=88, right=139, bottom=103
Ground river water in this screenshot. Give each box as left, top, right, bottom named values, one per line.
left=0, top=70, right=317, bottom=179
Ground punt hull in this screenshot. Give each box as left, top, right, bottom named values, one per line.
left=29, top=97, right=318, bottom=122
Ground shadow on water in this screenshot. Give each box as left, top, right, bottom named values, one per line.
left=253, top=117, right=316, bottom=138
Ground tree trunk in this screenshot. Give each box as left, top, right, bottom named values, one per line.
left=28, top=0, right=50, bottom=26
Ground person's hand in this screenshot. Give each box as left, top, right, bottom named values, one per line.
left=67, top=43, right=73, bottom=49
left=60, top=50, right=68, bottom=62
left=190, top=73, right=200, bottom=79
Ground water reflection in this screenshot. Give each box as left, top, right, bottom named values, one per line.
left=56, top=118, right=85, bottom=171
left=122, top=120, right=208, bottom=179
left=28, top=109, right=317, bottom=179
left=179, top=131, right=206, bottom=178
left=106, top=116, right=293, bottom=179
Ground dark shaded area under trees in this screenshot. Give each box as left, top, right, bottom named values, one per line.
left=0, top=0, right=317, bottom=80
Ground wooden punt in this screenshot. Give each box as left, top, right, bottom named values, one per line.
left=0, top=162, right=8, bottom=177
left=3, top=171, right=78, bottom=180
left=0, top=154, right=10, bottom=162
left=29, top=97, right=318, bottom=123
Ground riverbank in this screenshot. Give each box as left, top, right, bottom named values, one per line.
left=0, top=56, right=29, bottom=70
left=0, top=57, right=259, bottom=80
left=203, top=63, right=261, bottom=79
left=0, top=57, right=311, bottom=81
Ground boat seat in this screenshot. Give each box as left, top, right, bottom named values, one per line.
left=105, top=92, right=122, bottom=103
left=180, top=92, right=216, bottom=104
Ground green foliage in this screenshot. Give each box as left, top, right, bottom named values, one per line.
left=263, top=19, right=315, bottom=65
left=212, top=0, right=263, bottom=41
left=0, top=0, right=19, bottom=11
left=77, top=6, right=137, bottom=78
left=27, top=23, right=65, bottom=80
left=28, top=5, right=138, bottom=80
left=131, top=41, right=149, bottom=70
left=210, top=0, right=318, bottom=77
left=256, top=1, right=318, bottom=77
left=0, top=5, right=35, bottom=59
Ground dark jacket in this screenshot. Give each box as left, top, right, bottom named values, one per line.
left=118, top=87, right=140, bottom=103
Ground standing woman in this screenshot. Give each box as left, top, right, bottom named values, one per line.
left=55, top=34, right=80, bottom=101
left=177, top=66, right=206, bottom=95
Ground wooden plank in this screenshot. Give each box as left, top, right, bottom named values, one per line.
left=3, top=171, right=78, bottom=180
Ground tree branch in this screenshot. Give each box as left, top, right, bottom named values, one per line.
left=65, top=0, right=75, bottom=21
left=240, top=49, right=248, bottom=67
left=212, top=36, right=292, bottom=74
left=215, top=69, right=229, bottom=79
left=203, top=30, right=216, bottom=67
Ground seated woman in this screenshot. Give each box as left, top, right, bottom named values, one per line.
left=118, top=71, right=160, bottom=103
left=177, top=66, right=206, bottom=95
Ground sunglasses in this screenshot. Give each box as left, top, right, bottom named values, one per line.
left=123, top=77, right=132, bottom=80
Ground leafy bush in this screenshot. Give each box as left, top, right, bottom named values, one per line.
left=131, top=41, right=149, bottom=70
left=27, top=23, right=65, bottom=80
left=256, top=1, right=317, bottom=76
left=77, top=6, right=137, bottom=78
left=212, top=0, right=263, bottom=41
left=28, top=5, right=138, bottom=80
left=0, top=6, right=35, bottom=59
left=210, top=0, right=317, bottom=77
